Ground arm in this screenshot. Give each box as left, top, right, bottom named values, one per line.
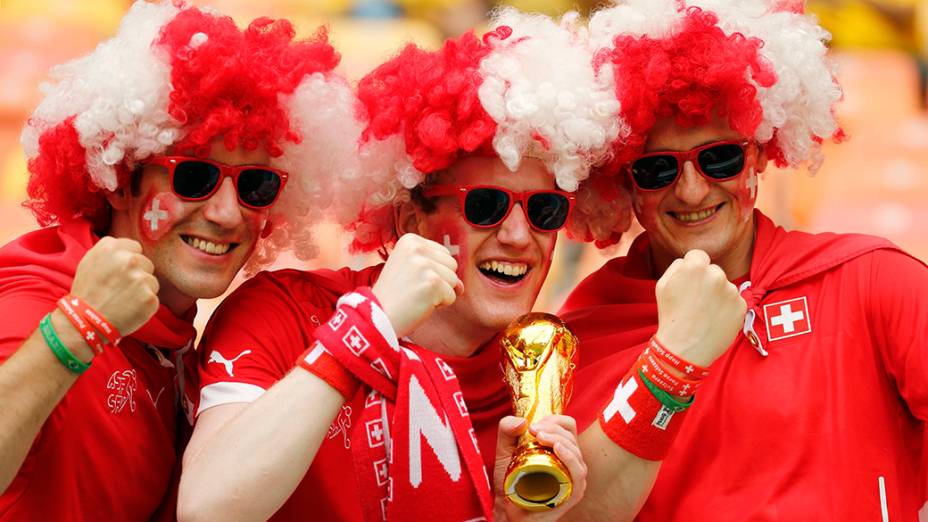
left=178, top=367, right=346, bottom=522
left=869, top=250, right=928, bottom=419
left=564, top=250, right=746, bottom=520
left=0, top=237, right=157, bottom=492
left=178, top=234, right=461, bottom=522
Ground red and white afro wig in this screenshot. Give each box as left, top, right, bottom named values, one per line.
left=590, top=0, right=843, bottom=170
left=21, top=0, right=362, bottom=270
left=342, top=8, right=625, bottom=253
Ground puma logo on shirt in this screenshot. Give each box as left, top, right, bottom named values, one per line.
left=208, top=349, right=252, bottom=377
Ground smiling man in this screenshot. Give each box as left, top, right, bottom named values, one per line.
left=0, top=1, right=356, bottom=518
left=558, top=1, right=928, bottom=520
left=177, top=9, right=622, bottom=521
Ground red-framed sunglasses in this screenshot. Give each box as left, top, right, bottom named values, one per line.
left=422, top=184, right=575, bottom=232
left=146, top=156, right=289, bottom=209
left=628, top=139, right=752, bottom=191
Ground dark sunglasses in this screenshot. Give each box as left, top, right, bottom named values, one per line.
left=422, top=185, right=575, bottom=232
left=146, top=156, right=288, bottom=209
left=629, top=140, right=751, bottom=191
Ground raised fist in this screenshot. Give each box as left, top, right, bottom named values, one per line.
left=70, top=236, right=160, bottom=337
left=654, top=249, right=747, bottom=367
left=372, top=233, right=462, bottom=338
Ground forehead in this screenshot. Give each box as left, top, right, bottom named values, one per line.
left=437, top=155, right=556, bottom=191
left=201, top=137, right=272, bottom=166
left=645, top=116, right=744, bottom=152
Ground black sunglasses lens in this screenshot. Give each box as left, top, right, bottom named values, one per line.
left=464, top=188, right=510, bottom=226
left=631, top=155, right=679, bottom=190
left=698, top=143, right=745, bottom=179
left=527, top=193, right=570, bottom=231
left=237, top=169, right=283, bottom=208
left=173, top=161, right=221, bottom=199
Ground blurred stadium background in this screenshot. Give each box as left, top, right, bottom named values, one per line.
left=1, top=0, right=926, bottom=333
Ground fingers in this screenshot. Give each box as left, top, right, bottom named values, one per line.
left=495, top=416, right=527, bottom=462
left=498, top=416, right=528, bottom=439
left=530, top=416, right=587, bottom=494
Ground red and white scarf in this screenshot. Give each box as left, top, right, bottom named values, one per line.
left=313, top=287, right=493, bottom=521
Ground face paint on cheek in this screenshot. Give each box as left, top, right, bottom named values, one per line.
left=140, top=191, right=183, bottom=242
left=433, top=220, right=467, bottom=279
left=734, top=167, right=758, bottom=222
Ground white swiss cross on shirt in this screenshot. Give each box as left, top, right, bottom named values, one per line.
left=763, top=296, right=812, bottom=342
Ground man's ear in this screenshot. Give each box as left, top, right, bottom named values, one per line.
left=104, top=188, right=130, bottom=211
left=755, top=144, right=769, bottom=174
left=394, top=199, right=426, bottom=238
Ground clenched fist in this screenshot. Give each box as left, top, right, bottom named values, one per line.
left=70, top=236, right=160, bottom=337
left=654, top=249, right=746, bottom=368
left=372, top=233, right=462, bottom=338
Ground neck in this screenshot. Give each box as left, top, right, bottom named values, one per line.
left=407, top=306, right=496, bottom=359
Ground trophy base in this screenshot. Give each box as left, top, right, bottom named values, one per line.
left=504, top=455, right=572, bottom=511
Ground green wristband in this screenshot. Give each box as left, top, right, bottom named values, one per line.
left=40, top=313, right=90, bottom=375
left=638, top=369, right=692, bottom=412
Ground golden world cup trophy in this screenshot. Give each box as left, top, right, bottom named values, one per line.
left=500, top=312, right=578, bottom=511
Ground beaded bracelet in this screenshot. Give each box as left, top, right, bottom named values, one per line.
left=40, top=313, right=90, bottom=375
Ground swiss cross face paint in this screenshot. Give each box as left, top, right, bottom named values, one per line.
left=140, top=190, right=183, bottom=242
left=733, top=166, right=758, bottom=222
left=433, top=219, right=466, bottom=278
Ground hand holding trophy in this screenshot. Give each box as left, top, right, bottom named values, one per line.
left=500, top=312, right=578, bottom=511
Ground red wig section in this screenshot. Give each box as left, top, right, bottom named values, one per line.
left=25, top=118, right=109, bottom=228
left=603, top=7, right=776, bottom=166
left=157, top=9, right=340, bottom=157
left=357, top=31, right=497, bottom=174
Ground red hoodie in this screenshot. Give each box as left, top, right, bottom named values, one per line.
left=561, top=210, right=928, bottom=521
left=0, top=220, right=197, bottom=521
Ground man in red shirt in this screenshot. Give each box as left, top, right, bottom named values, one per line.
left=0, top=1, right=359, bottom=519
left=559, top=1, right=928, bottom=520
left=178, top=9, right=626, bottom=521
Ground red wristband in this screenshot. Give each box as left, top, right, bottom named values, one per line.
left=66, top=294, right=120, bottom=346
left=599, top=365, right=689, bottom=461
left=639, top=350, right=701, bottom=398
left=297, top=341, right=360, bottom=400
left=649, top=336, right=710, bottom=379
left=57, top=297, right=106, bottom=355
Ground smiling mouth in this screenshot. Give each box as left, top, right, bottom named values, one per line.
left=670, top=203, right=724, bottom=223
left=478, top=260, right=530, bottom=284
left=181, top=235, right=237, bottom=256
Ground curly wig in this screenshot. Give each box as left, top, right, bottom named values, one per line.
left=590, top=0, right=843, bottom=170
left=345, top=8, right=624, bottom=253
left=569, top=0, right=844, bottom=246
left=21, top=0, right=358, bottom=271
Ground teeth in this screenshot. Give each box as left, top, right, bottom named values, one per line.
left=478, top=260, right=528, bottom=277
left=184, top=236, right=231, bottom=255
left=676, top=207, right=717, bottom=223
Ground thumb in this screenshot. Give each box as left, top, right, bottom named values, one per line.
left=495, top=416, right=527, bottom=462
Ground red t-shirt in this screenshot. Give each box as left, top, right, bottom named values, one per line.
left=0, top=221, right=198, bottom=521
left=197, top=267, right=510, bottom=521
left=561, top=211, right=928, bottom=521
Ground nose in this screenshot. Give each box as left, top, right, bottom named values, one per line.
left=496, top=203, right=533, bottom=248
left=673, top=160, right=711, bottom=205
left=202, top=177, right=245, bottom=228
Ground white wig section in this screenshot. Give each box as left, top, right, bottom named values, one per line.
left=589, top=0, right=842, bottom=172
left=696, top=0, right=841, bottom=171
left=21, top=0, right=182, bottom=190
left=479, top=8, right=624, bottom=192
left=245, top=73, right=365, bottom=273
